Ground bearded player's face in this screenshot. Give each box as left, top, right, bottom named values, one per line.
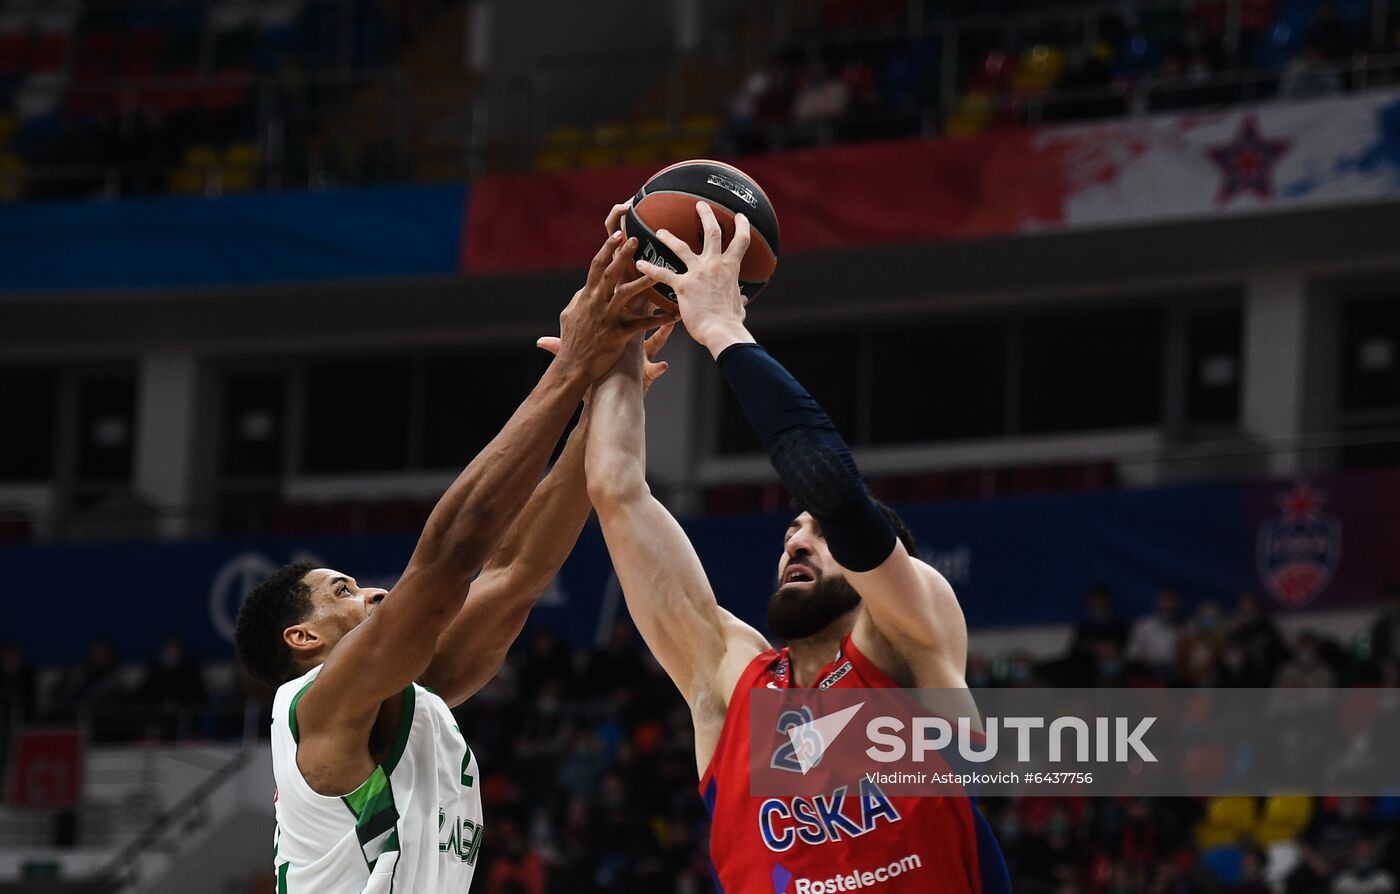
left=768, top=513, right=861, bottom=640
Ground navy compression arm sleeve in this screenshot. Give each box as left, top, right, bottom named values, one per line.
left=716, top=343, right=896, bottom=572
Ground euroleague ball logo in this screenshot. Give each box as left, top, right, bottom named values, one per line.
left=1256, top=483, right=1341, bottom=608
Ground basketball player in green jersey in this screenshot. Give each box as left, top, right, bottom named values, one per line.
left=234, top=231, right=670, bottom=893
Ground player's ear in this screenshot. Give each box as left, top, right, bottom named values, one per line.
left=284, top=624, right=321, bottom=655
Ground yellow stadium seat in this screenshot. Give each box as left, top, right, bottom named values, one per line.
left=542, top=126, right=584, bottom=147
left=223, top=142, right=259, bottom=168
left=536, top=127, right=585, bottom=169
left=944, top=91, right=994, bottom=137
left=1208, top=796, right=1259, bottom=831
left=680, top=114, right=720, bottom=140
left=0, top=153, right=25, bottom=202
left=577, top=123, right=627, bottom=169
left=1010, top=44, right=1066, bottom=94
left=665, top=137, right=714, bottom=160
left=182, top=144, right=218, bottom=170
left=168, top=167, right=207, bottom=195
left=1253, top=796, right=1312, bottom=845
left=533, top=147, right=575, bottom=172
left=621, top=118, right=670, bottom=167
left=221, top=168, right=257, bottom=193
left=1195, top=823, right=1243, bottom=850
left=1194, top=796, right=1259, bottom=848
left=620, top=142, right=666, bottom=167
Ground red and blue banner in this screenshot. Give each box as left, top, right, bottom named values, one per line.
left=3, top=92, right=1398, bottom=292
left=464, top=89, right=1400, bottom=273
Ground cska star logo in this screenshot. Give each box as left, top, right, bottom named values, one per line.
left=1256, top=482, right=1341, bottom=608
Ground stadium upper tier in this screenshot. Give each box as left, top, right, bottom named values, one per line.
left=0, top=0, right=1397, bottom=200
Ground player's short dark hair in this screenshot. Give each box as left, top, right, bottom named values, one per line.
left=872, top=498, right=919, bottom=559
left=235, top=560, right=317, bottom=688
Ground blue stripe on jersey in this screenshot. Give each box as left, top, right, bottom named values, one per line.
left=971, top=800, right=1012, bottom=894
left=701, top=778, right=725, bottom=894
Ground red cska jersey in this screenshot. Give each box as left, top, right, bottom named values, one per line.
left=699, top=634, right=1011, bottom=894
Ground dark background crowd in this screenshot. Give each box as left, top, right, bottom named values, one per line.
left=4, top=585, right=1400, bottom=892
left=3, top=0, right=1400, bottom=200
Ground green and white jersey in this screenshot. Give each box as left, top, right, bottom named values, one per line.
left=270, top=665, right=483, bottom=893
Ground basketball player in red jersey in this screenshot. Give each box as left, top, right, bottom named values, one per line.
left=586, top=203, right=1011, bottom=894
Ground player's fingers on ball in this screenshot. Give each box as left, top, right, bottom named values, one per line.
left=727, top=213, right=752, bottom=260
left=645, top=322, right=676, bottom=358
left=588, top=230, right=624, bottom=283
left=613, top=273, right=658, bottom=304
left=634, top=259, right=680, bottom=288
left=643, top=290, right=680, bottom=316
left=621, top=312, right=674, bottom=334
left=653, top=228, right=695, bottom=262
left=696, top=201, right=723, bottom=255
left=605, top=202, right=631, bottom=235
left=602, top=237, right=637, bottom=290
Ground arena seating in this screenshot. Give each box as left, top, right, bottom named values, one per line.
left=0, top=0, right=408, bottom=200
left=6, top=592, right=1400, bottom=891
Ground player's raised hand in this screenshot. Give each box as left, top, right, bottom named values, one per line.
left=641, top=321, right=675, bottom=394
left=553, top=232, right=676, bottom=382
left=537, top=318, right=673, bottom=393
left=635, top=202, right=753, bottom=356
left=604, top=200, right=631, bottom=237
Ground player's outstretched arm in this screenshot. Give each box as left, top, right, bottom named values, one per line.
left=418, top=407, right=591, bottom=708
left=638, top=205, right=965, bottom=687
left=419, top=326, right=676, bottom=707
left=300, top=234, right=669, bottom=736
left=585, top=334, right=768, bottom=720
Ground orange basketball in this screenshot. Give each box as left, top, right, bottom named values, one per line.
left=624, top=159, right=780, bottom=303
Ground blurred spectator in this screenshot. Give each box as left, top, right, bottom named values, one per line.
left=520, top=628, right=574, bottom=698
left=1309, top=3, right=1360, bottom=62
left=1290, top=798, right=1380, bottom=889
left=1224, top=592, right=1288, bottom=686
left=137, top=634, right=209, bottom=739
left=1126, top=590, right=1183, bottom=676
left=1233, top=846, right=1272, bottom=894
left=1330, top=840, right=1397, bottom=894
left=0, top=643, right=36, bottom=725
left=487, top=821, right=548, bottom=894
left=1070, top=586, right=1129, bottom=654
left=1280, top=43, right=1345, bottom=99
left=1276, top=631, right=1340, bottom=687
left=50, top=637, right=127, bottom=719
left=138, top=634, right=208, bottom=709
left=1178, top=599, right=1227, bottom=686
left=1368, top=585, right=1400, bottom=662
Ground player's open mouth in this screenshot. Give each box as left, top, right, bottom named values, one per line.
left=783, top=565, right=815, bottom=584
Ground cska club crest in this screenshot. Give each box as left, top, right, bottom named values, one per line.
left=1256, top=483, right=1341, bottom=608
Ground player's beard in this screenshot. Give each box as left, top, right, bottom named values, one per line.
left=767, top=571, right=861, bottom=641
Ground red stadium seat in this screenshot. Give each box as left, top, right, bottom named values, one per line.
left=315, top=503, right=364, bottom=535
left=266, top=503, right=316, bottom=536
left=0, top=33, right=31, bottom=76
left=365, top=500, right=429, bottom=532
left=0, top=513, right=30, bottom=545
left=30, top=32, right=69, bottom=72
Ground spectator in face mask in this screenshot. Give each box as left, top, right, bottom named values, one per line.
left=1126, top=590, right=1183, bottom=678
left=1178, top=600, right=1227, bottom=686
